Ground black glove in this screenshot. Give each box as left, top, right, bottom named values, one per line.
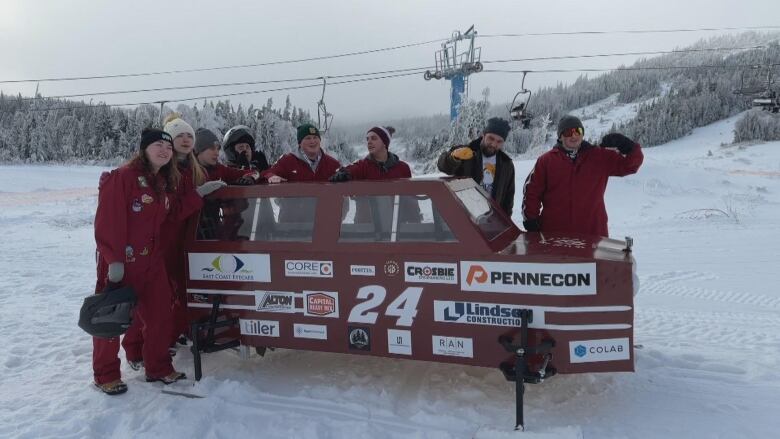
left=329, top=168, right=352, bottom=183
left=601, top=133, right=635, bottom=155
left=236, top=176, right=255, bottom=186
left=523, top=218, right=541, bottom=232
left=237, top=151, right=251, bottom=169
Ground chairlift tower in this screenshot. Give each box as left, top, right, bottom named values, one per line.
left=424, top=25, right=483, bottom=121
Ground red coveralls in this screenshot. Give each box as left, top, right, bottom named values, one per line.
left=93, top=164, right=178, bottom=383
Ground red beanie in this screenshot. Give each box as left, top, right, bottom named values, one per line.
left=367, top=126, right=392, bottom=148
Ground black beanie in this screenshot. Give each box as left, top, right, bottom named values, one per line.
left=557, top=115, right=584, bottom=138
left=484, top=117, right=511, bottom=140
left=297, top=124, right=321, bottom=144
left=139, top=128, right=173, bottom=150
left=194, top=128, right=220, bottom=154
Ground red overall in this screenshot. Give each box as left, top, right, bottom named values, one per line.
left=92, top=164, right=176, bottom=383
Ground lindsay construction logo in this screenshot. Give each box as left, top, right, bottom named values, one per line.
left=433, top=300, right=543, bottom=329
left=254, top=292, right=295, bottom=313
left=404, top=262, right=457, bottom=284
left=303, top=291, right=339, bottom=318
left=460, top=261, right=597, bottom=295
left=569, top=338, right=630, bottom=363
left=188, top=253, right=271, bottom=283
left=285, top=260, right=333, bottom=278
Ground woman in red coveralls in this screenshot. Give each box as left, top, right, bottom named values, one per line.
left=92, top=129, right=187, bottom=394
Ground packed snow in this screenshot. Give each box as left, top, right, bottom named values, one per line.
left=1, top=113, right=779, bottom=438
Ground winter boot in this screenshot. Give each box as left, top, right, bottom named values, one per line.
left=128, top=360, right=144, bottom=371
left=146, top=371, right=186, bottom=385
left=94, top=379, right=128, bottom=395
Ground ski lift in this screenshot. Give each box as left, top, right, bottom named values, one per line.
left=734, top=64, right=780, bottom=113
left=317, top=77, right=334, bottom=133
left=509, top=71, right=533, bottom=129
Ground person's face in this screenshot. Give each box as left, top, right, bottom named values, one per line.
left=366, top=132, right=386, bottom=156
left=198, top=144, right=220, bottom=167
left=299, top=135, right=321, bottom=159
left=145, top=140, right=173, bottom=172
left=173, top=132, right=194, bottom=155
left=480, top=133, right=505, bottom=157
left=234, top=142, right=253, bottom=160
left=559, top=127, right=584, bottom=150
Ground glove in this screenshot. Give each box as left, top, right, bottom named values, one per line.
left=236, top=176, right=255, bottom=186
left=329, top=168, right=351, bottom=183
left=196, top=180, right=228, bottom=197
left=450, top=147, right=474, bottom=161
left=107, top=262, right=124, bottom=283
left=601, top=133, right=635, bottom=155
left=237, top=151, right=251, bottom=169
left=266, top=174, right=287, bottom=184
left=523, top=218, right=541, bottom=232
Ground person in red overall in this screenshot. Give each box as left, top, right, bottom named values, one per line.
left=521, top=115, right=644, bottom=237
left=330, top=126, right=420, bottom=224
left=92, top=129, right=187, bottom=394
left=194, top=127, right=260, bottom=184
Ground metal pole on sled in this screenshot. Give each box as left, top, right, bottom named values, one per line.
left=499, top=309, right=557, bottom=430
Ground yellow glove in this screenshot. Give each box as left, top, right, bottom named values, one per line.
left=451, top=147, right=474, bottom=161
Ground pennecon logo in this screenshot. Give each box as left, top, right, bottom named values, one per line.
left=188, top=253, right=271, bottom=283
left=460, top=261, right=596, bottom=295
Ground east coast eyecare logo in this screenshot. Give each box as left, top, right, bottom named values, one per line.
left=460, top=261, right=597, bottom=295
left=188, top=253, right=271, bottom=282
left=404, top=262, right=457, bottom=284
left=285, top=260, right=333, bottom=278
left=569, top=338, right=630, bottom=363
left=303, top=291, right=339, bottom=318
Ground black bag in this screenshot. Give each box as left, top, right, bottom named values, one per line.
left=78, top=285, right=137, bottom=338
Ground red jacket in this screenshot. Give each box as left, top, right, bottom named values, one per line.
left=344, top=152, right=412, bottom=180
left=521, top=142, right=643, bottom=237
left=94, top=163, right=172, bottom=281
left=205, top=163, right=257, bottom=183
left=261, top=150, right=341, bottom=182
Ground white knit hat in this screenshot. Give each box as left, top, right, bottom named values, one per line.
left=164, top=117, right=195, bottom=140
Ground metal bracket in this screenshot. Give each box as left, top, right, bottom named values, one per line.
left=190, top=294, right=240, bottom=381
left=497, top=309, right=557, bottom=431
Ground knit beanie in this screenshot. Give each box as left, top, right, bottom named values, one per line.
left=367, top=126, right=392, bottom=148
left=483, top=117, right=511, bottom=140
left=139, top=128, right=173, bottom=150
left=297, top=124, right=321, bottom=144
left=163, top=116, right=195, bottom=141
left=557, top=115, right=584, bottom=138
left=194, top=128, right=220, bottom=154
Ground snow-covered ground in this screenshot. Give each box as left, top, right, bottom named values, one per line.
left=2, top=113, right=780, bottom=438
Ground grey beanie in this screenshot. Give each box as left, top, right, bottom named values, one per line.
left=194, top=128, right=220, bottom=154
left=557, top=115, right=584, bottom=138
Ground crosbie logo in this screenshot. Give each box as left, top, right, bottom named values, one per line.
left=404, top=262, right=457, bottom=284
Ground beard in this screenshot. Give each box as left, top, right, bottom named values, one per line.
left=480, top=141, right=498, bottom=157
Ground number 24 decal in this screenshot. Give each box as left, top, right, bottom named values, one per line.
left=348, top=285, right=423, bottom=326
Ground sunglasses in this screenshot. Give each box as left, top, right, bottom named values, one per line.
left=562, top=127, right=584, bottom=137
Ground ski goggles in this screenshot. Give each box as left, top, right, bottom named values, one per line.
left=561, top=127, right=584, bottom=137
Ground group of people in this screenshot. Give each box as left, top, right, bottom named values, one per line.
left=90, top=112, right=643, bottom=395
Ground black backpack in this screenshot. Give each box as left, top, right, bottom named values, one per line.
left=78, top=286, right=137, bottom=338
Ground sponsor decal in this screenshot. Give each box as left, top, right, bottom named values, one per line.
left=350, top=265, right=376, bottom=277
left=141, top=194, right=154, bottom=204
left=348, top=326, right=371, bottom=351
left=294, top=323, right=328, bottom=340
left=569, top=338, right=630, bottom=363
left=125, top=246, right=135, bottom=263
left=404, top=262, right=457, bottom=284
left=254, top=291, right=295, bottom=313
left=239, top=319, right=280, bottom=337
left=432, top=335, right=473, bottom=358
left=303, top=291, right=339, bottom=318
left=387, top=329, right=412, bottom=355
left=460, top=261, right=597, bottom=295
left=189, top=253, right=271, bottom=283
left=285, top=260, right=333, bottom=278
left=131, top=199, right=143, bottom=212
left=383, top=260, right=400, bottom=277
left=136, top=176, right=148, bottom=188
left=433, top=300, right=542, bottom=328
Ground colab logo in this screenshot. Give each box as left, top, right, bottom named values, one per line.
left=574, top=345, right=587, bottom=358
left=203, top=255, right=246, bottom=273
left=569, top=338, right=630, bottom=363
left=465, top=265, right=488, bottom=285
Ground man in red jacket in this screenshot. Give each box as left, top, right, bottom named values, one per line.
left=261, top=124, right=341, bottom=183
left=329, top=126, right=411, bottom=181
left=195, top=128, right=259, bottom=184
left=521, top=115, right=643, bottom=237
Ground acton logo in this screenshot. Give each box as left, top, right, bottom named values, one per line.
left=203, top=255, right=247, bottom=273
left=465, top=264, right=488, bottom=285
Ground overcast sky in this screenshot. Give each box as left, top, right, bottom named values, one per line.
left=1, top=0, right=779, bottom=124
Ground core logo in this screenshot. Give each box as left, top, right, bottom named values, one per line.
left=285, top=260, right=334, bottom=278
left=303, top=291, right=339, bottom=318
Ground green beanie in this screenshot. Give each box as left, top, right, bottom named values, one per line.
left=297, top=124, right=321, bottom=144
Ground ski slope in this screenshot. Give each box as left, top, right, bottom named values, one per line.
left=1, top=113, right=779, bottom=438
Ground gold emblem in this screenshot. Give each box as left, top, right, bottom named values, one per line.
left=309, top=127, right=317, bottom=134
left=141, top=194, right=154, bottom=204
left=139, top=247, right=149, bottom=256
